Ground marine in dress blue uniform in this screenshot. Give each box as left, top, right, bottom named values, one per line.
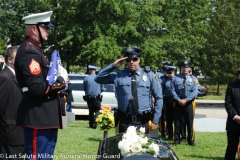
left=14, top=11, right=68, bottom=160
left=170, top=60, right=198, bottom=146
left=157, top=61, right=172, bottom=138
left=95, top=47, right=163, bottom=133
left=162, top=65, right=176, bottom=140
left=83, top=65, right=103, bottom=129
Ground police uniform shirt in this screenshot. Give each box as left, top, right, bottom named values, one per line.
left=83, top=73, right=102, bottom=96
left=94, top=63, right=163, bottom=124
left=164, top=76, right=174, bottom=97
left=170, top=74, right=198, bottom=102
left=155, top=71, right=164, bottom=80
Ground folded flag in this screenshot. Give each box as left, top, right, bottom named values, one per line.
left=46, top=50, right=61, bottom=86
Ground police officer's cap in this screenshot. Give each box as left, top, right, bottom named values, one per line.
left=180, top=60, right=192, bottom=67
left=162, top=61, right=172, bottom=66
left=121, top=47, right=141, bottom=58
left=88, top=65, right=97, bottom=70
left=166, top=65, right=176, bottom=71
left=22, top=11, right=54, bottom=28
left=162, top=61, right=172, bottom=71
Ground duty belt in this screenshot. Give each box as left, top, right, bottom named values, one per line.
left=120, top=113, right=143, bottom=122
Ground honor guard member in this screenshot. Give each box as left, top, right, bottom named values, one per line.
left=14, top=11, right=68, bottom=159
left=83, top=65, right=103, bottom=129
left=170, top=60, right=198, bottom=146
left=94, top=47, right=163, bottom=133
left=158, top=61, right=172, bottom=138
left=163, top=65, right=176, bottom=140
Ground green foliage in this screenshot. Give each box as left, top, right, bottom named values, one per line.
left=1, top=0, right=240, bottom=82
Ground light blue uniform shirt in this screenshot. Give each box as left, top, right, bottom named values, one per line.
left=163, top=76, right=174, bottom=97
left=83, top=73, right=102, bottom=96
left=170, top=74, right=198, bottom=102
left=94, top=63, right=163, bottom=124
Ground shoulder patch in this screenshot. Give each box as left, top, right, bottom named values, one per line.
left=194, top=78, right=200, bottom=86
left=154, top=73, right=160, bottom=82
left=29, top=58, right=41, bottom=75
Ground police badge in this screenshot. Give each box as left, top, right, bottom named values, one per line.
left=127, top=47, right=133, bottom=53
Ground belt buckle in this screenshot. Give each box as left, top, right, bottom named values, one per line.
left=132, top=115, right=137, bottom=122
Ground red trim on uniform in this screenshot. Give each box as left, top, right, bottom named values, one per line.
left=32, top=128, right=38, bottom=160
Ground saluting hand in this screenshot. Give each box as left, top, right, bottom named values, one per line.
left=113, top=57, right=127, bottom=68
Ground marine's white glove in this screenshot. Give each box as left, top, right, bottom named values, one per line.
left=58, top=66, right=68, bottom=82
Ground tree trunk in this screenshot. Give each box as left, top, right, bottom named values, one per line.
left=217, top=81, right=220, bottom=95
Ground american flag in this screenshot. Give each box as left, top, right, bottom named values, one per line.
left=46, top=50, right=61, bottom=86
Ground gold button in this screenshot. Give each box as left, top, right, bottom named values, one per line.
left=58, top=83, right=60, bottom=85
left=47, top=96, right=50, bottom=99
left=53, top=84, right=56, bottom=86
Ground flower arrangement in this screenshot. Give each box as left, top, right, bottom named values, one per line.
left=118, top=126, right=159, bottom=158
left=95, top=106, right=114, bottom=131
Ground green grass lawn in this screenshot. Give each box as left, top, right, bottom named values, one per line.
left=54, top=121, right=229, bottom=160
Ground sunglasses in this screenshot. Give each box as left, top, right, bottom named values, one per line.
left=126, top=57, right=138, bottom=62
left=166, top=70, right=173, bottom=74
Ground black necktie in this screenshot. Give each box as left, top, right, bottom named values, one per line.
left=182, top=76, right=186, bottom=98
left=131, top=72, right=139, bottom=113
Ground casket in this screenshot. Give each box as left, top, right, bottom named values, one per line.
left=96, top=134, right=179, bottom=160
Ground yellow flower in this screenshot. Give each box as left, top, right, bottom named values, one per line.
left=96, top=106, right=115, bottom=131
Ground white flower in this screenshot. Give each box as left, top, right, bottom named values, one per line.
left=118, top=140, right=131, bottom=153
left=126, top=126, right=137, bottom=134
left=149, top=143, right=159, bottom=156
left=139, top=127, right=145, bottom=133
left=130, top=143, right=142, bottom=153
left=138, top=136, right=148, bottom=145
left=118, top=126, right=159, bottom=158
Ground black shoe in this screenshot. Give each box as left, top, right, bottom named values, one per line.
left=89, top=123, right=97, bottom=129
left=188, top=142, right=195, bottom=146
left=180, top=138, right=186, bottom=142
left=174, top=141, right=180, bottom=146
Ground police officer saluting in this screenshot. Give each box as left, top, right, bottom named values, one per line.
left=83, top=65, right=103, bottom=129
left=170, top=60, right=198, bottom=146
left=15, top=11, right=68, bottom=158
left=94, top=47, right=163, bottom=133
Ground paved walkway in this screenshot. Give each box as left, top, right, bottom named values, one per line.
left=195, top=102, right=226, bottom=132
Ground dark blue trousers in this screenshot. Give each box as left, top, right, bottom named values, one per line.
left=23, top=128, right=58, bottom=160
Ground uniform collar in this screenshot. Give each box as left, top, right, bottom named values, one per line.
left=25, top=36, right=41, bottom=47
left=127, top=67, right=142, bottom=76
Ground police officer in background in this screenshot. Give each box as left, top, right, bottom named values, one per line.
left=163, top=65, right=176, bottom=140
left=94, top=47, right=163, bottom=133
left=15, top=11, right=68, bottom=158
left=83, top=65, right=103, bottom=129
left=170, top=60, right=198, bottom=146
left=157, top=61, right=172, bottom=138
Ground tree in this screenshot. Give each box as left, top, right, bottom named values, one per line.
left=161, top=0, right=212, bottom=72
left=202, top=0, right=240, bottom=94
